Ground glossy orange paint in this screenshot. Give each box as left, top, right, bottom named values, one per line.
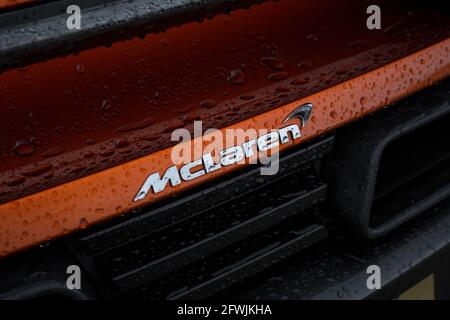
left=0, top=38, right=449, bottom=257
left=1, top=0, right=450, bottom=205
left=0, top=0, right=37, bottom=10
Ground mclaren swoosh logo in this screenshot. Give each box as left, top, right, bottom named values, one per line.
left=283, top=102, right=313, bottom=127
left=134, top=103, right=314, bottom=201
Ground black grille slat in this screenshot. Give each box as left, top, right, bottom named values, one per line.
left=124, top=216, right=326, bottom=300
left=168, top=224, right=327, bottom=300
left=109, top=183, right=327, bottom=290
left=95, top=170, right=322, bottom=275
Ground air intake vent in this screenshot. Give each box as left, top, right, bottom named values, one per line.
left=65, top=137, right=333, bottom=299
left=372, top=112, right=450, bottom=227
left=328, top=80, right=450, bottom=238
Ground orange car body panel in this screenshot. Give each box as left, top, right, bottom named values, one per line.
left=1, top=0, right=449, bottom=205
left=0, top=38, right=449, bottom=256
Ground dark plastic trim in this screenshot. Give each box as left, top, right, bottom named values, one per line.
left=113, top=184, right=327, bottom=291
left=224, top=197, right=450, bottom=300
left=0, top=243, right=98, bottom=300
left=170, top=224, right=327, bottom=300
left=328, top=79, right=450, bottom=239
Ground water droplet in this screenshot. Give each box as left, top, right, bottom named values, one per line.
left=54, top=126, right=64, bottom=133
left=261, top=57, right=284, bottom=70
left=291, top=78, right=309, bottom=85
left=360, top=96, right=368, bottom=105
left=86, top=138, right=96, bottom=145
left=347, top=40, right=368, bottom=48
left=83, top=151, right=95, bottom=158
left=115, top=137, right=129, bottom=148
left=69, top=166, right=87, bottom=174
left=30, top=137, right=42, bottom=146
left=6, top=176, right=25, bottom=186
left=297, top=60, right=313, bottom=69
left=100, top=99, right=112, bottom=111
left=21, top=163, right=53, bottom=177
left=41, top=147, right=65, bottom=158
left=79, top=217, right=88, bottom=229
left=12, top=140, right=35, bottom=156
left=307, top=34, right=319, bottom=42
left=76, top=64, right=85, bottom=73
left=100, top=149, right=115, bottom=157
left=330, top=111, right=338, bottom=119
left=200, top=99, right=217, bottom=109
left=227, top=69, right=245, bottom=85
left=268, top=71, right=289, bottom=81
